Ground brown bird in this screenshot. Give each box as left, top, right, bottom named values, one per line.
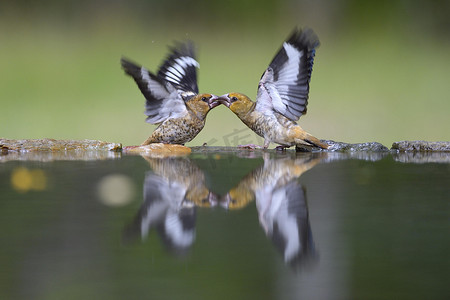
left=221, top=152, right=324, bottom=209
left=216, top=28, right=328, bottom=150
left=121, top=41, right=219, bottom=145
left=221, top=153, right=323, bottom=268
left=123, top=156, right=219, bottom=255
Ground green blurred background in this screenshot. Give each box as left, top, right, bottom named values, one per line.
left=1, top=0, right=449, bottom=147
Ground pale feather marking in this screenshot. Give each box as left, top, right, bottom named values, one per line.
left=165, top=56, right=200, bottom=83
left=258, top=42, right=306, bottom=120
left=272, top=43, right=303, bottom=115
left=165, top=67, right=183, bottom=82
left=165, top=212, right=195, bottom=247
left=140, top=67, right=168, bottom=99
left=155, top=91, right=187, bottom=122
left=145, top=82, right=188, bottom=124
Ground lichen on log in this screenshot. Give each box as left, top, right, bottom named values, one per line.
left=0, top=138, right=122, bottom=152
left=391, top=141, right=450, bottom=152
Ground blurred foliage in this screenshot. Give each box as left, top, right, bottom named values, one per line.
left=2, top=0, right=449, bottom=34
left=0, top=0, right=449, bottom=146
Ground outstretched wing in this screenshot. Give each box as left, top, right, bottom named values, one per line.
left=256, top=28, right=319, bottom=121
left=121, top=57, right=188, bottom=124
left=157, top=41, right=200, bottom=97
left=256, top=180, right=316, bottom=268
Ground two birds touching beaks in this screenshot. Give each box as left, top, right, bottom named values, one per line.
left=121, top=27, right=328, bottom=151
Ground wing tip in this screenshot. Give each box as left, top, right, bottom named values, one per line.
left=286, top=27, right=320, bottom=51
left=159, top=40, right=199, bottom=72
left=167, top=40, right=197, bottom=60
left=157, top=40, right=200, bottom=94
left=120, top=56, right=142, bottom=75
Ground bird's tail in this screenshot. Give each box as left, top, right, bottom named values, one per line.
left=292, top=127, right=328, bottom=149
left=304, top=134, right=329, bottom=149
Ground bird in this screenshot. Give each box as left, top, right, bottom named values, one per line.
left=220, top=152, right=324, bottom=210
left=123, top=156, right=218, bottom=256
left=121, top=41, right=219, bottom=146
left=220, top=153, right=323, bottom=268
left=215, top=28, right=328, bottom=150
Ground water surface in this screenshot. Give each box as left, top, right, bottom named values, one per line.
left=1, top=150, right=449, bottom=300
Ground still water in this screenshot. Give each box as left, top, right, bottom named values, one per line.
left=0, top=149, right=449, bottom=300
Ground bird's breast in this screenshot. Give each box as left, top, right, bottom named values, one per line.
left=151, top=113, right=205, bottom=144
left=242, top=111, right=296, bottom=146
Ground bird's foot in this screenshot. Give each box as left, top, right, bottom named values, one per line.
left=275, top=145, right=289, bottom=151
left=237, top=144, right=263, bottom=150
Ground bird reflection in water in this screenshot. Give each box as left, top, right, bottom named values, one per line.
left=222, top=153, right=323, bottom=269
left=125, top=152, right=323, bottom=269
left=124, top=156, right=217, bottom=256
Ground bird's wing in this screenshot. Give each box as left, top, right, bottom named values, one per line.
left=273, top=181, right=315, bottom=266
left=157, top=41, right=200, bottom=97
left=141, top=173, right=196, bottom=252
left=121, top=57, right=188, bottom=124
left=256, top=180, right=315, bottom=267
left=256, top=28, right=319, bottom=121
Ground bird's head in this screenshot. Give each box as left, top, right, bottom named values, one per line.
left=217, top=93, right=255, bottom=117
left=189, top=191, right=220, bottom=208
left=186, top=94, right=220, bottom=120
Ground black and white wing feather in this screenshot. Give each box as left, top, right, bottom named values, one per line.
left=121, top=57, right=188, bottom=124
left=256, top=28, right=319, bottom=121
left=124, top=172, right=195, bottom=254
left=257, top=181, right=316, bottom=268
left=157, top=41, right=200, bottom=98
left=143, top=173, right=196, bottom=253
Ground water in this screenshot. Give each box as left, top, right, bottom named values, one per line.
left=1, top=150, right=449, bottom=300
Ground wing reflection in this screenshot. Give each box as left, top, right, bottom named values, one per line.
left=124, top=157, right=217, bottom=256
left=259, top=181, right=317, bottom=270
left=223, top=153, right=323, bottom=269
left=124, top=152, right=324, bottom=268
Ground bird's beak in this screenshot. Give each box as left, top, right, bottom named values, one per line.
left=208, top=95, right=221, bottom=109
left=217, top=94, right=231, bottom=107
left=208, top=192, right=219, bottom=207
left=219, top=193, right=232, bottom=209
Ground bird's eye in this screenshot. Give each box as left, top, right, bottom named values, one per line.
left=201, top=97, right=207, bottom=102
left=231, top=96, right=238, bottom=102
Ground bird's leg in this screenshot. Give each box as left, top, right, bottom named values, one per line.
left=275, top=145, right=289, bottom=151
left=236, top=139, right=269, bottom=150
